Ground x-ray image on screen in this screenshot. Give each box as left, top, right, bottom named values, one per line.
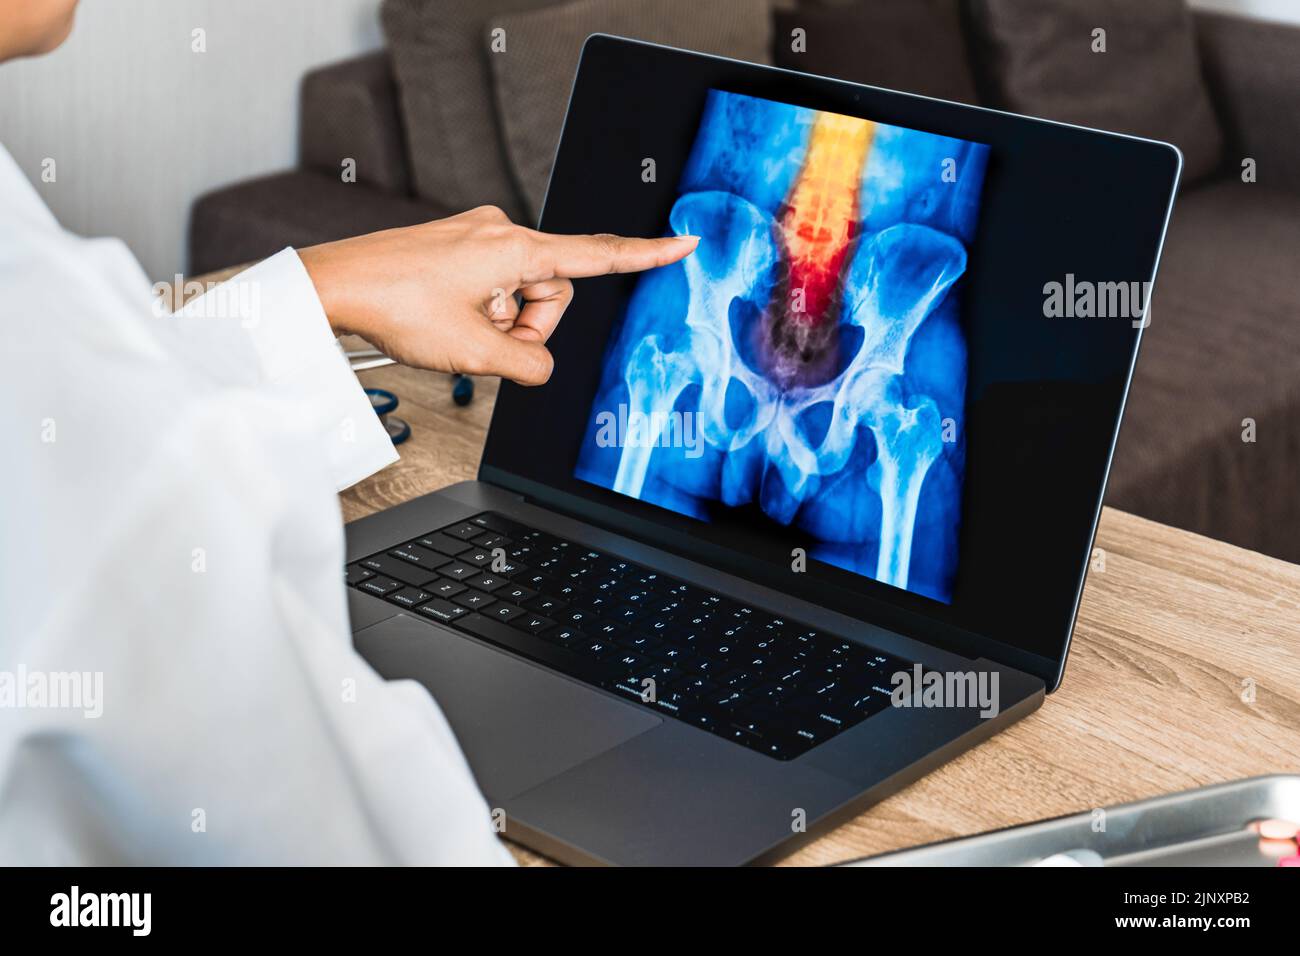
left=575, top=90, right=989, bottom=603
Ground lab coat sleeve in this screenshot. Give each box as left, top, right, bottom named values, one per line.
left=4, top=393, right=513, bottom=864
left=0, top=211, right=513, bottom=864
left=179, top=248, right=398, bottom=491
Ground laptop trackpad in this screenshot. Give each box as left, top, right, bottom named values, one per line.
left=354, top=613, right=660, bottom=801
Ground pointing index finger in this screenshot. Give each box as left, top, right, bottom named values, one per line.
left=524, top=232, right=698, bottom=282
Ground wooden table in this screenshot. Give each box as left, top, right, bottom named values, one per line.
left=177, top=269, right=1300, bottom=866
left=341, top=345, right=1300, bottom=867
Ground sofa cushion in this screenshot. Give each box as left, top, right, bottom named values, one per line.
left=1105, top=180, right=1300, bottom=563
left=189, top=170, right=446, bottom=275
left=489, top=0, right=773, bottom=220
left=1195, top=10, right=1300, bottom=197
left=969, top=0, right=1224, bottom=185
left=381, top=0, right=557, bottom=222
left=772, top=1, right=980, bottom=105
left=300, top=52, right=412, bottom=196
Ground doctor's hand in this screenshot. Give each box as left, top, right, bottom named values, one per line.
left=297, top=205, right=698, bottom=386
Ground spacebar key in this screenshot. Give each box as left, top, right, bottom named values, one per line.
left=454, top=612, right=605, bottom=684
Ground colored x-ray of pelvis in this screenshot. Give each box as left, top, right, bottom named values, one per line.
left=576, top=90, right=989, bottom=603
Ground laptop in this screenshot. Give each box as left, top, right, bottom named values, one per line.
left=343, top=36, right=1181, bottom=865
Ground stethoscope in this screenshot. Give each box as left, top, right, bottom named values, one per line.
left=346, top=348, right=474, bottom=446
left=365, top=387, right=410, bottom=444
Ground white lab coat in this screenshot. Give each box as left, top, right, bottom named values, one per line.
left=0, top=144, right=512, bottom=864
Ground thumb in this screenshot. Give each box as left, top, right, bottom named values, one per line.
left=469, top=323, right=555, bottom=385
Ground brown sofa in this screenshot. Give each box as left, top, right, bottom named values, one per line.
left=189, top=0, right=1300, bottom=565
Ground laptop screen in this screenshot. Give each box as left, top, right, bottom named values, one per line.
left=574, top=89, right=989, bottom=606
left=480, top=36, right=1180, bottom=687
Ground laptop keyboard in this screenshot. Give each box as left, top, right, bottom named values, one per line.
left=346, top=512, right=911, bottom=760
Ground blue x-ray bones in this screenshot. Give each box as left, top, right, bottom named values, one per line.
left=577, top=92, right=988, bottom=603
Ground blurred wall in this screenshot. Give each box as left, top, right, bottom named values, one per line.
left=0, top=0, right=382, bottom=280
left=1190, top=0, right=1300, bottom=23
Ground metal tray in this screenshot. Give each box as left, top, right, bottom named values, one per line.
left=841, top=774, right=1300, bottom=866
